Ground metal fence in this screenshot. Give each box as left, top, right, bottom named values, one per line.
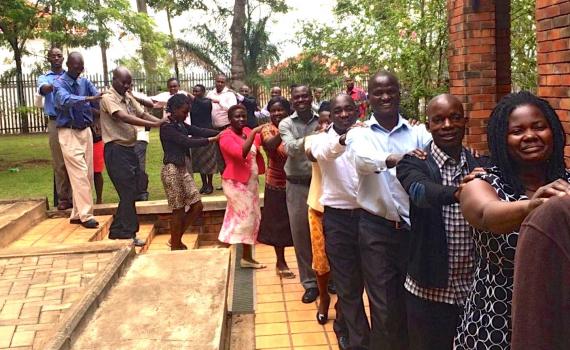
left=0, top=71, right=360, bottom=134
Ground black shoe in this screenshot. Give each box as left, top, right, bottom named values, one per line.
left=132, top=238, right=146, bottom=247
left=199, top=186, right=206, bottom=194
left=80, top=219, right=99, bottom=229
left=328, top=282, right=337, bottom=295
left=316, top=311, right=328, bottom=325
left=337, top=335, right=349, bottom=350
left=70, top=218, right=81, bottom=224
left=204, top=185, right=214, bottom=195
left=302, top=287, right=319, bottom=304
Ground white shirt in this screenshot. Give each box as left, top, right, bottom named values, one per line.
left=311, top=126, right=359, bottom=209
left=346, top=115, right=432, bottom=223
left=130, top=91, right=153, bottom=143
left=206, top=87, right=237, bottom=128
left=150, top=90, right=188, bottom=121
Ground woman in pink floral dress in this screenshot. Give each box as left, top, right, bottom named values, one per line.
left=218, top=104, right=266, bottom=268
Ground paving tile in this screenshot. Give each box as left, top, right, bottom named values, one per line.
left=256, top=284, right=282, bottom=294
left=255, top=334, right=290, bottom=349
left=256, top=302, right=285, bottom=313
left=287, top=310, right=318, bottom=322
left=255, top=311, right=287, bottom=324
left=257, top=292, right=283, bottom=303
left=291, top=332, right=328, bottom=347
left=285, top=301, right=316, bottom=311
left=255, top=322, right=289, bottom=336
left=10, top=330, right=35, bottom=347
left=0, top=325, right=15, bottom=347
left=294, top=346, right=332, bottom=350
left=289, top=321, right=325, bottom=334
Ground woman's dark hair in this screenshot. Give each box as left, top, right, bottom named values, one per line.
left=228, top=104, right=247, bottom=119
left=167, top=77, right=179, bottom=86
left=194, top=84, right=206, bottom=93
left=487, top=91, right=566, bottom=195
left=318, top=101, right=331, bottom=113
left=166, top=93, right=189, bottom=114
left=267, top=96, right=291, bottom=114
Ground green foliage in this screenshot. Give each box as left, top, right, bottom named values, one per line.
left=299, top=0, right=449, bottom=118
left=511, top=0, right=537, bottom=92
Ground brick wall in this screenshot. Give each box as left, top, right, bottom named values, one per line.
left=447, top=0, right=511, bottom=153
left=155, top=209, right=230, bottom=247
left=536, top=0, right=570, bottom=159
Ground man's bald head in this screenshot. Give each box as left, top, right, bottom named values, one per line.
left=270, top=86, right=282, bottom=97
left=330, top=93, right=358, bottom=132
left=112, top=66, right=133, bottom=96
left=426, top=93, right=467, bottom=155
left=66, top=52, right=84, bottom=79
left=426, top=94, right=464, bottom=117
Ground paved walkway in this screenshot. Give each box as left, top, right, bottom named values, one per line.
left=254, top=244, right=370, bottom=350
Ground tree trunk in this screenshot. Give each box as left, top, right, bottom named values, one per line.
left=95, top=0, right=110, bottom=86
left=14, top=47, right=29, bottom=133
left=166, top=6, right=179, bottom=79
left=230, top=0, right=247, bottom=89
left=136, top=0, right=157, bottom=78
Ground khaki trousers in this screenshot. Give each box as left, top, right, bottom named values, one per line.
left=47, top=119, right=72, bottom=202
left=58, top=127, right=94, bottom=222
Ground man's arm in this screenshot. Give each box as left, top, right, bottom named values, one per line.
left=278, top=118, right=306, bottom=157
left=55, top=82, right=101, bottom=109
left=396, top=155, right=457, bottom=208
left=37, top=75, right=53, bottom=95
left=346, top=128, right=391, bottom=174
left=311, top=133, right=346, bottom=161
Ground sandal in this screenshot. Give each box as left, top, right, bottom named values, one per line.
left=276, top=269, right=296, bottom=279
left=240, top=259, right=266, bottom=269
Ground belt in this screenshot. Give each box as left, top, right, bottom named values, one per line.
left=324, top=206, right=360, bottom=218
left=286, top=176, right=312, bottom=186
left=59, top=124, right=89, bottom=130
left=360, top=209, right=408, bottom=230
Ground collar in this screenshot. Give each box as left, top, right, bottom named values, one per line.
left=368, top=114, right=409, bottom=134
left=213, top=87, right=229, bottom=95
left=430, top=142, right=467, bottom=170
left=110, top=87, right=128, bottom=102
left=47, top=70, right=65, bottom=76
left=290, top=111, right=318, bottom=124
left=62, top=72, right=80, bottom=83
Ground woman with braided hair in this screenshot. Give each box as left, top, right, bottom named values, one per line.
left=454, top=91, right=570, bottom=349
left=159, top=94, right=219, bottom=250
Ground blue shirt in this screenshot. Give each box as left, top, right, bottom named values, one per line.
left=346, top=115, right=432, bottom=224
left=54, top=72, right=99, bottom=128
left=37, top=70, right=65, bottom=117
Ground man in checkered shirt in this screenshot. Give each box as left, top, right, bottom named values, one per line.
left=396, top=94, right=488, bottom=350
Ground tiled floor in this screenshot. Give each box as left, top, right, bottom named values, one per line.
left=254, top=244, right=370, bottom=350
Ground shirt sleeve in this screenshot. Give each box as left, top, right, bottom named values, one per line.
left=37, top=75, right=49, bottom=95
left=55, top=82, right=87, bottom=109
left=100, top=95, right=122, bottom=118
left=279, top=118, right=305, bottom=157
left=161, top=123, right=209, bottom=148
left=346, top=127, right=390, bottom=174
left=311, top=132, right=346, bottom=161
left=186, top=124, right=218, bottom=138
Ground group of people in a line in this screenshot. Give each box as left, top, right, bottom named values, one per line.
left=38, top=47, right=570, bottom=350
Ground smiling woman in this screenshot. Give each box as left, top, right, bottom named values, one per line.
left=455, top=91, right=570, bottom=350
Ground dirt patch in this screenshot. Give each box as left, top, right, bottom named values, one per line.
left=0, top=159, right=51, bottom=171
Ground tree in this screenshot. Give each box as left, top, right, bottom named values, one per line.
left=299, top=0, right=448, bottom=118
left=511, top=0, right=537, bottom=91
left=230, top=0, right=247, bottom=88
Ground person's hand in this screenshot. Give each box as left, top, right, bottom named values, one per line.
left=86, top=92, right=106, bottom=102
left=454, top=167, right=486, bottom=201
left=209, top=133, right=221, bottom=143
left=408, top=118, right=422, bottom=126
left=407, top=148, right=427, bottom=160
left=527, top=179, right=570, bottom=211
left=154, top=115, right=169, bottom=127
left=253, top=125, right=265, bottom=134
left=467, top=147, right=481, bottom=158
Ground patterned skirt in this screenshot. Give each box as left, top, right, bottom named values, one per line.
left=218, top=175, right=260, bottom=245
left=308, top=207, right=330, bottom=275
left=258, top=185, right=294, bottom=247
left=191, top=143, right=217, bottom=175
left=160, top=163, right=201, bottom=210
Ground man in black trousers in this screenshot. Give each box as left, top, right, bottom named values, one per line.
left=396, top=94, right=487, bottom=349
left=99, top=67, right=167, bottom=246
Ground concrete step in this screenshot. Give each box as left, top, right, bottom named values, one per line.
left=0, top=199, right=47, bottom=248
left=8, top=215, right=113, bottom=248
left=70, top=249, right=231, bottom=350
left=146, top=232, right=199, bottom=252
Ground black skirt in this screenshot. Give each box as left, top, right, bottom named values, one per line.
left=258, top=185, right=294, bottom=247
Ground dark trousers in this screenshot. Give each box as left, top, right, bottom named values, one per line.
left=406, top=292, right=462, bottom=350
left=324, top=207, right=370, bottom=349
left=133, top=140, right=149, bottom=196
left=104, top=142, right=140, bottom=239
left=359, top=210, right=410, bottom=350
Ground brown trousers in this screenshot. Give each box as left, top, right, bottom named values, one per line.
left=48, top=119, right=72, bottom=202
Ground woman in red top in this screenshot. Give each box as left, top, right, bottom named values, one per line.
left=257, top=97, right=295, bottom=278
left=218, top=104, right=266, bottom=268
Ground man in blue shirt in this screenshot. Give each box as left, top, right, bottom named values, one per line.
left=37, top=47, right=72, bottom=210
left=54, top=52, right=103, bottom=229
left=346, top=71, right=431, bottom=350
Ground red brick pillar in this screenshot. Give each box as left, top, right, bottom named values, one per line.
left=447, top=0, right=511, bottom=152
left=536, top=0, right=570, bottom=159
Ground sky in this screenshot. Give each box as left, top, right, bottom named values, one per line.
left=0, top=0, right=336, bottom=75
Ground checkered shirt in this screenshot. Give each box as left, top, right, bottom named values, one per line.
left=404, top=143, right=475, bottom=305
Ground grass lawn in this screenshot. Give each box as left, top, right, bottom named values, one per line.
left=0, top=130, right=265, bottom=205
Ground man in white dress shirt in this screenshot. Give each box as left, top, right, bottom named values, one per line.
left=207, top=74, right=237, bottom=129
left=310, top=94, right=369, bottom=349
left=346, top=71, right=432, bottom=350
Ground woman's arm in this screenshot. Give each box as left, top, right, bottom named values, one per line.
left=242, top=125, right=264, bottom=158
